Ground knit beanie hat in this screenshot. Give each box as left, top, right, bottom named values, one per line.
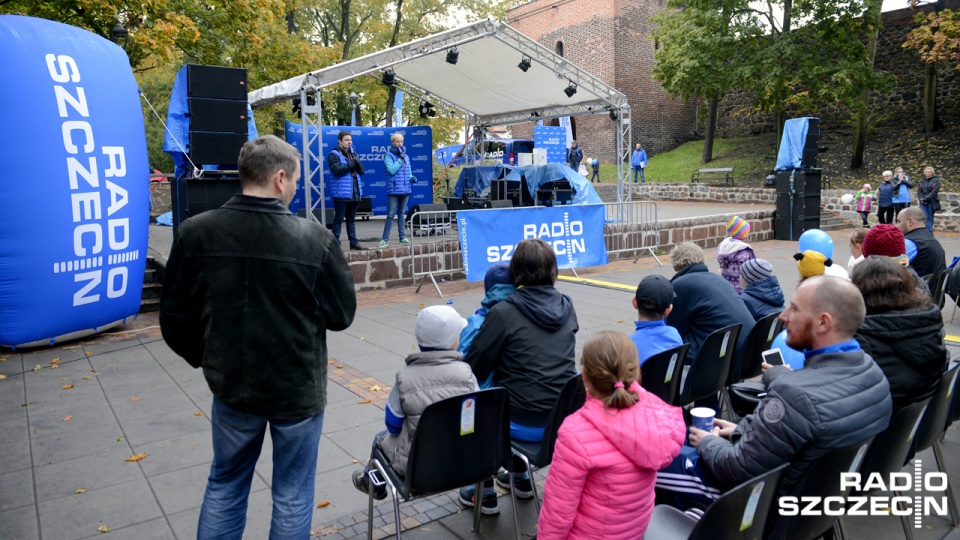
left=727, top=216, right=750, bottom=241
left=795, top=250, right=833, bottom=279
left=740, top=258, right=774, bottom=285
left=483, top=262, right=511, bottom=293
left=861, top=224, right=905, bottom=258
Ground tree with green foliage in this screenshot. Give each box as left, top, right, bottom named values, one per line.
left=652, top=0, right=891, bottom=165
left=903, top=1, right=955, bottom=134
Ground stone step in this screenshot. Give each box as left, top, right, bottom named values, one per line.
left=140, top=257, right=163, bottom=313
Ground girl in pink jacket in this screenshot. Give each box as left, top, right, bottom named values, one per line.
left=537, top=331, right=686, bottom=540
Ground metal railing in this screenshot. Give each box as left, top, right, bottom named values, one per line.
left=409, top=201, right=660, bottom=297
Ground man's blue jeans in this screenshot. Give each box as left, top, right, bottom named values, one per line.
left=332, top=199, right=359, bottom=246
left=632, top=166, right=645, bottom=183
left=921, top=201, right=936, bottom=233
left=197, top=397, right=325, bottom=540
left=382, top=194, right=410, bottom=242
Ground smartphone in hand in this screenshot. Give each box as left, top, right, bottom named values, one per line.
left=761, top=348, right=785, bottom=367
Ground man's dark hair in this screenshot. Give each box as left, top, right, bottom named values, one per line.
left=851, top=256, right=932, bottom=315
left=337, top=130, right=351, bottom=142
left=510, top=238, right=558, bottom=286
left=635, top=303, right=665, bottom=320
left=237, top=135, right=300, bottom=190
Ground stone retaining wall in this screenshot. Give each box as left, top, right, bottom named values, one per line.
left=821, top=189, right=960, bottom=232
left=345, top=208, right=776, bottom=291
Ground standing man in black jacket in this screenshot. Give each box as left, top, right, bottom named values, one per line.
left=160, top=135, right=357, bottom=539
left=897, top=206, right=946, bottom=280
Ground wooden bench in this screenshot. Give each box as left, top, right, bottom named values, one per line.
left=691, top=167, right=734, bottom=186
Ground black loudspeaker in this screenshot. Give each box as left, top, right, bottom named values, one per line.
left=188, top=99, right=248, bottom=133
left=774, top=169, right=822, bottom=241
left=445, top=198, right=475, bottom=211
left=171, top=176, right=242, bottom=237
left=483, top=199, right=513, bottom=209
left=491, top=180, right=508, bottom=201
left=186, top=64, right=249, bottom=168
left=801, top=118, right=820, bottom=168
left=188, top=132, right=248, bottom=166
left=186, top=64, right=247, bottom=100
left=406, top=203, right=448, bottom=223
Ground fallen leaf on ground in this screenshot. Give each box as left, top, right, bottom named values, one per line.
left=116, top=436, right=124, bottom=442
left=0, top=374, right=6, bottom=381
left=419, top=303, right=424, bottom=308
left=32, top=364, right=41, bottom=371
left=336, top=365, right=344, bottom=369
left=352, top=459, right=359, bottom=463
left=616, top=319, right=625, bottom=323
left=97, top=524, right=110, bottom=533
left=50, top=358, right=60, bottom=365
left=368, top=385, right=382, bottom=392
left=359, top=337, right=365, bottom=341
left=82, top=376, right=91, bottom=380
left=21, top=403, right=27, bottom=407
left=328, top=360, right=335, bottom=365
left=85, top=351, right=94, bottom=356
left=316, top=500, right=330, bottom=508
left=194, top=411, right=203, bottom=416
left=61, top=384, right=74, bottom=390
left=0, top=356, right=6, bottom=362
left=50, top=365, right=59, bottom=370
left=311, top=525, right=340, bottom=536
left=357, top=399, right=372, bottom=404
left=63, top=416, right=73, bottom=422
left=126, top=452, right=148, bottom=462
left=129, top=396, right=142, bottom=401
left=75, top=488, right=86, bottom=494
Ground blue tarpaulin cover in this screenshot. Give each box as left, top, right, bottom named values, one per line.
left=775, top=117, right=817, bottom=170
left=454, top=163, right=601, bottom=205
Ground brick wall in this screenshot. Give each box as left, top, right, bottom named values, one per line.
left=507, top=0, right=698, bottom=163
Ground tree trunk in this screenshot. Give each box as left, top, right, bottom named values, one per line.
left=774, top=110, right=786, bottom=154
left=924, top=63, right=938, bottom=133
left=851, top=0, right=882, bottom=169
left=702, top=98, right=718, bottom=163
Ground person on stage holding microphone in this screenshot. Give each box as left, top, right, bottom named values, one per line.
left=328, top=131, right=368, bottom=251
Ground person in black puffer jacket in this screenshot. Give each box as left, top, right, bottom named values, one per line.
left=852, top=256, right=948, bottom=412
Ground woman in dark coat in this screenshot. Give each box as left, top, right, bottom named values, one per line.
left=852, top=256, right=948, bottom=412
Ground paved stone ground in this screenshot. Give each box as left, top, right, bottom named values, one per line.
left=7, top=206, right=960, bottom=539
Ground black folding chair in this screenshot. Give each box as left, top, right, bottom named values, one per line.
left=765, top=437, right=875, bottom=540
left=737, top=311, right=784, bottom=382
left=680, top=324, right=741, bottom=407
left=364, top=388, right=516, bottom=539
left=507, top=373, right=586, bottom=517
left=911, top=364, right=960, bottom=528
left=843, top=398, right=930, bottom=540
left=644, top=464, right=788, bottom=540
left=931, top=270, right=948, bottom=309
left=641, top=344, right=689, bottom=406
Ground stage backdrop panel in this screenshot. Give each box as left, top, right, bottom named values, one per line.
left=533, top=125, right=568, bottom=164
left=0, top=15, right=150, bottom=347
left=285, top=122, right=432, bottom=215
left=457, top=205, right=608, bottom=282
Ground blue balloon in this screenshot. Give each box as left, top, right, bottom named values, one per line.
left=0, top=16, right=149, bottom=347
left=798, top=229, right=834, bottom=259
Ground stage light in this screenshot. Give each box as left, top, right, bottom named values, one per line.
left=518, top=56, right=532, bottom=72
left=419, top=101, right=435, bottom=119
left=563, top=82, right=577, bottom=98
left=446, top=47, right=459, bottom=65
left=609, top=109, right=619, bottom=121
left=292, top=98, right=301, bottom=117
left=381, top=69, right=395, bottom=86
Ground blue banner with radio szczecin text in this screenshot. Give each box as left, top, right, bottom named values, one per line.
left=457, top=205, right=608, bottom=282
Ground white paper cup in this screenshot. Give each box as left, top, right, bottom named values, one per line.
left=690, top=407, right=716, bottom=431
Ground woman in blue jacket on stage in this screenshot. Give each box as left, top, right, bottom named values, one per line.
left=379, top=133, right=415, bottom=248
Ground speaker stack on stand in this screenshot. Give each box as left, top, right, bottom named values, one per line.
left=774, top=118, right=822, bottom=241
left=172, top=64, right=250, bottom=236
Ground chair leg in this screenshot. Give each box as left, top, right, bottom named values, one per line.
left=894, top=490, right=915, bottom=540
left=932, top=441, right=960, bottom=527
left=473, top=481, right=483, bottom=532
left=509, top=473, right=521, bottom=540
left=511, top=451, right=540, bottom=516
left=368, top=460, right=401, bottom=540
left=951, top=295, right=959, bottom=324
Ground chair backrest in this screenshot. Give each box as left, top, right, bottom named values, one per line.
left=689, top=464, right=788, bottom=540
left=853, top=398, right=931, bottom=496
left=765, top=437, right=874, bottom=540
left=405, top=388, right=511, bottom=495
left=681, top=324, right=741, bottom=406
left=914, top=364, right=960, bottom=454
left=932, top=270, right=949, bottom=307
left=640, top=344, right=689, bottom=406
left=736, top=312, right=783, bottom=383
left=535, top=374, right=587, bottom=467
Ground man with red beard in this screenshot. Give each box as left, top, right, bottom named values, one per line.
left=657, top=277, right=891, bottom=505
